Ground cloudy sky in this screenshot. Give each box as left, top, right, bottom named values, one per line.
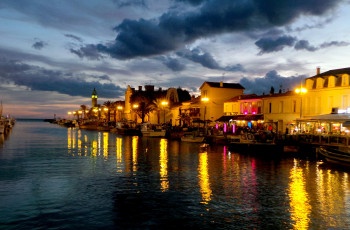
left=1, top=0, right=350, bottom=118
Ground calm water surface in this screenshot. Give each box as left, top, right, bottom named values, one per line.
left=1, top=120, right=350, bottom=229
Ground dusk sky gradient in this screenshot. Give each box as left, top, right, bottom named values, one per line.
left=1, top=0, right=350, bottom=118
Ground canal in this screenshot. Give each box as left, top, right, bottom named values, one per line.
left=0, top=120, right=350, bottom=229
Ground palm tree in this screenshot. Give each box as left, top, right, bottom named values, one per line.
left=151, top=98, right=164, bottom=124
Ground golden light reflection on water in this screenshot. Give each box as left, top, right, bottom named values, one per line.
left=92, top=140, right=97, bottom=157
left=316, top=165, right=349, bottom=227
left=132, top=136, right=138, bottom=171
left=103, top=132, right=109, bottom=159
left=288, top=159, right=311, bottom=230
left=160, top=138, right=169, bottom=192
left=198, top=151, right=212, bottom=204
left=67, top=128, right=71, bottom=151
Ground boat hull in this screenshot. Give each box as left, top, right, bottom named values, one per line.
left=318, top=146, right=350, bottom=166
left=181, top=136, right=205, bottom=143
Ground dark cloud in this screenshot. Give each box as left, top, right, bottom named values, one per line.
left=294, top=40, right=317, bottom=51
left=97, top=75, right=112, bottom=81
left=70, top=44, right=104, bottom=60
left=255, top=36, right=296, bottom=54
left=0, top=58, right=124, bottom=98
left=162, top=57, right=186, bottom=71
left=89, top=0, right=341, bottom=59
left=239, top=70, right=303, bottom=95
left=32, top=41, right=47, bottom=50
left=112, top=0, right=147, bottom=7
left=65, top=34, right=83, bottom=42
left=320, top=41, right=350, bottom=48
left=174, top=0, right=205, bottom=5
left=176, top=48, right=244, bottom=71
left=295, top=40, right=349, bottom=51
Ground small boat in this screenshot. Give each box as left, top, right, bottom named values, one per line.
left=141, top=123, right=166, bottom=137
left=318, top=146, right=350, bottom=166
left=111, top=122, right=141, bottom=136
left=228, top=134, right=283, bottom=154
left=181, top=133, right=205, bottom=143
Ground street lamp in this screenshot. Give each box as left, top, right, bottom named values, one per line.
left=201, top=97, right=209, bottom=134
left=133, top=104, right=139, bottom=122
left=117, top=106, right=123, bottom=121
left=294, top=87, right=307, bottom=118
left=295, top=86, right=307, bottom=133
left=67, top=111, right=72, bottom=120
left=161, top=101, right=168, bottom=124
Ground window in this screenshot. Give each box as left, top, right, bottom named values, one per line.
left=279, top=101, right=284, bottom=113
left=343, top=95, right=348, bottom=109
left=293, top=100, right=296, bottom=113
left=269, top=102, right=272, bottom=113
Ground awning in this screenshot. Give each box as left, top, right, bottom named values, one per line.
left=216, top=114, right=264, bottom=122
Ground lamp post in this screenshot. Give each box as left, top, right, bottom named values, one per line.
left=201, top=97, right=209, bottom=134
left=295, top=86, right=307, bottom=132
left=67, top=111, right=72, bottom=120
left=133, top=104, right=139, bottom=123
left=117, top=106, right=123, bottom=121
left=161, top=101, right=168, bottom=124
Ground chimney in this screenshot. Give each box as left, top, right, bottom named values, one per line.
left=317, top=67, right=320, bottom=75
left=159, top=87, right=162, bottom=92
left=138, top=86, right=142, bottom=91
left=220, top=81, right=223, bottom=87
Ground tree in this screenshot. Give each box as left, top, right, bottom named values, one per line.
left=151, top=98, right=165, bottom=124
left=130, top=93, right=155, bottom=123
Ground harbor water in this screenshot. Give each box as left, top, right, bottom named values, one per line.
left=1, top=120, right=350, bottom=229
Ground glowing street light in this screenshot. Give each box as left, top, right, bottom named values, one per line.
left=201, top=97, right=209, bottom=134
left=161, top=101, right=168, bottom=124
left=133, top=104, right=139, bottom=109
left=295, top=86, right=307, bottom=119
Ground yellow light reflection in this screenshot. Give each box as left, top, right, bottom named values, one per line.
left=103, top=132, right=109, bottom=159
left=132, top=136, right=138, bottom=171
left=316, top=166, right=348, bottom=227
left=92, top=140, right=98, bottom=157
left=198, top=151, right=212, bottom=204
left=288, top=159, right=311, bottom=229
left=116, top=137, right=122, bottom=163
left=67, top=128, right=72, bottom=150
left=72, top=128, right=76, bottom=149
left=160, top=138, right=169, bottom=192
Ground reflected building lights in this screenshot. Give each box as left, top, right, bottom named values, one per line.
left=198, top=151, right=212, bottom=204
left=103, top=132, right=109, bottom=159
left=160, top=138, right=169, bottom=192
left=92, top=140, right=98, bottom=157
left=132, top=136, right=138, bottom=171
left=116, top=137, right=122, bottom=163
left=288, top=159, right=311, bottom=230
left=67, top=128, right=72, bottom=151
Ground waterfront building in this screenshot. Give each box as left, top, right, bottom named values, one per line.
left=199, top=81, right=245, bottom=122
left=219, top=67, right=350, bottom=134
left=123, top=85, right=190, bottom=124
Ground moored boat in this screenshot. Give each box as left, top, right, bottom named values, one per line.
left=141, top=123, right=166, bottom=137
left=111, top=122, right=141, bottom=136
left=181, top=133, right=205, bottom=143
left=318, top=146, right=350, bottom=166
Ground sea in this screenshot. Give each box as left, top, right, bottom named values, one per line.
left=0, top=119, right=350, bottom=229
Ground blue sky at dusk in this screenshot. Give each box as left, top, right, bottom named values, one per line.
left=1, top=0, right=350, bottom=118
